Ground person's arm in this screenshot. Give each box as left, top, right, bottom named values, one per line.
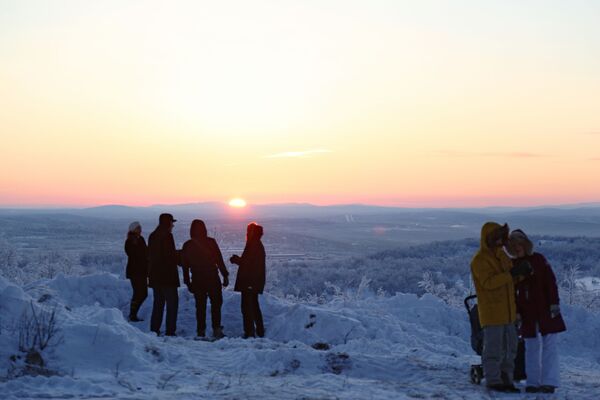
left=125, top=239, right=133, bottom=257
left=180, top=243, right=190, bottom=284
left=211, top=240, right=229, bottom=278
left=257, top=242, right=266, bottom=292
left=165, top=234, right=179, bottom=267
left=540, top=255, right=560, bottom=306
left=211, top=240, right=229, bottom=287
left=472, top=257, right=513, bottom=290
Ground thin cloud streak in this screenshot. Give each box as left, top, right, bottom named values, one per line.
left=265, top=149, right=333, bottom=159
left=438, top=151, right=549, bottom=159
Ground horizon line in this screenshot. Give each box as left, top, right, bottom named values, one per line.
left=1, top=200, right=600, bottom=212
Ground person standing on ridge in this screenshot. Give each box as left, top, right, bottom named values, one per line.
left=230, top=222, right=266, bottom=339
left=181, top=219, right=229, bottom=339
left=148, top=213, right=180, bottom=336
left=508, top=229, right=566, bottom=395
left=470, top=222, right=532, bottom=393
left=124, top=221, right=148, bottom=322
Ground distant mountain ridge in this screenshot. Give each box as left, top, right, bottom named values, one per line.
left=1, top=201, right=600, bottom=221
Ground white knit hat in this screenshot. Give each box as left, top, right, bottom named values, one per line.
left=509, top=229, right=534, bottom=256
left=128, top=221, right=141, bottom=232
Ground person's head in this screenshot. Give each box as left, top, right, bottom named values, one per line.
left=507, top=229, right=534, bottom=258
left=482, top=222, right=509, bottom=250
left=246, top=222, right=263, bottom=242
left=159, top=213, right=177, bottom=233
left=127, top=221, right=142, bottom=239
left=190, top=219, right=208, bottom=239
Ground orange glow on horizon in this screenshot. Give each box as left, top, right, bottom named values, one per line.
left=229, top=198, right=247, bottom=208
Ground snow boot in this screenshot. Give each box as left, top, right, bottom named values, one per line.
left=540, top=385, right=556, bottom=394
left=502, top=384, right=521, bottom=393
left=525, top=386, right=540, bottom=393
left=212, top=327, right=225, bottom=340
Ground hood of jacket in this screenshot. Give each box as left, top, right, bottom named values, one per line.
left=479, top=221, right=509, bottom=255
left=190, top=219, right=208, bottom=240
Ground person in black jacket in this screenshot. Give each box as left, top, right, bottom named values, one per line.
left=124, top=221, right=148, bottom=322
left=148, top=213, right=180, bottom=336
left=181, top=219, right=229, bottom=339
left=230, top=222, right=266, bottom=338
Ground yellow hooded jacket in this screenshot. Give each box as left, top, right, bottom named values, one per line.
left=470, top=222, right=517, bottom=327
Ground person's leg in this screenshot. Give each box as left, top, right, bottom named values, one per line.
left=165, top=287, right=179, bottom=336
left=541, top=333, right=560, bottom=388
left=129, top=279, right=139, bottom=319
left=130, top=278, right=148, bottom=320
left=241, top=291, right=255, bottom=337
left=194, top=290, right=208, bottom=336
left=482, top=325, right=504, bottom=387
left=209, top=288, right=223, bottom=334
left=500, top=324, right=518, bottom=385
left=253, top=293, right=264, bottom=337
left=150, top=287, right=166, bottom=334
left=525, top=333, right=543, bottom=388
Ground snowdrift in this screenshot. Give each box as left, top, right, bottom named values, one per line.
left=1, top=273, right=599, bottom=399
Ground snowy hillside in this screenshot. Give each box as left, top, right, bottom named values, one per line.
left=1, top=273, right=600, bottom=399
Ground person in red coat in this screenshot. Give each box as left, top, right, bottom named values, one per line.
left=508, top=229, right=567, bottom=394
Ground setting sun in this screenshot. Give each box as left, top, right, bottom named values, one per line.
left=229, top=198, right=247, bottom=208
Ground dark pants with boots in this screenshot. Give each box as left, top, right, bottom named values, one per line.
left=241, top=291, right=264, bottom=337
left=194, top=287, right=223, bottom=336
left=129, top=277, right=148, bottom=319
left=150, top=286, right=178, bottom=335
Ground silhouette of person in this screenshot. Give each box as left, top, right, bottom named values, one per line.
left=230, top=222, right=266, bottom=338
left=148, top=213, right=180, bottom=336
left=124, top=221, right=148, bottom=322
left=180, top=219, right=229, bottom=339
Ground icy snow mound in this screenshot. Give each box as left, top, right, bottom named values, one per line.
left=2, top=273, right=600, bottom=399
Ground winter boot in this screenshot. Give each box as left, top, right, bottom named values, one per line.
left=212, top=326, right=225, bottom=340
left=129, top=302, right=143, bottom=322
left=540, top=386, right=556, bottom=394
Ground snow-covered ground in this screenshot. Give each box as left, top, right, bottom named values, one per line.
left=1, top=273, right=600, bottom=399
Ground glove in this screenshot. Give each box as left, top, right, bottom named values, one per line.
left=222, top=276, right=229, bottom=288
left=186, top=282, right=194, bottom=294
left=550, top=304, right=561, bottom=318
left=510, top=260, right=533, bottom=278
left=230, top=255, right=240, bottom=264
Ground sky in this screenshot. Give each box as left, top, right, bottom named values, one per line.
left=1, top=0, right=600, bottom=208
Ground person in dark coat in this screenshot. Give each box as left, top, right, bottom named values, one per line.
left=124, top=221, right=148, bottom=322
left=508, top=229, right=567, bottom=394
left=148, top=213, right=180, bottom=336
left=230, top=222, right=266, bottom=338
left=181, top=219, right=229, bottom=339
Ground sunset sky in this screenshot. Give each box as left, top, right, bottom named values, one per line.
left=1, top=1, right=600, bottom=208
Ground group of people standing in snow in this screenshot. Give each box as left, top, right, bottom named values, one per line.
left=124, top=215, right=567, bottom=393
left=471, top=222, right=567, bottom=394
left=124, top=213, right=266, bottom=340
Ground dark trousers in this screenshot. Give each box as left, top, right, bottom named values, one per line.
left=194, top=287, right=223, bottom=335
left=150, top=286, right=179, bottom=335
left=129, top=277, right=148, bottom=318
left=241, top=291, right=264, bottom=337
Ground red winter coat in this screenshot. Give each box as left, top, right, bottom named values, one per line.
left=515, top=253, right=566, bottom=338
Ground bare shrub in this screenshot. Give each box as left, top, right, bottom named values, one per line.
left=18, top=301, right=63, bottom=353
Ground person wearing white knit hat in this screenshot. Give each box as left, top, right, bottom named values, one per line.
left=508, top=229, right=566, bottom=395
left=125, top=221, right=148, bottom=322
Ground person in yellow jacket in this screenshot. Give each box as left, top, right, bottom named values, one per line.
left=471, top=222, right=532, bottom=393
